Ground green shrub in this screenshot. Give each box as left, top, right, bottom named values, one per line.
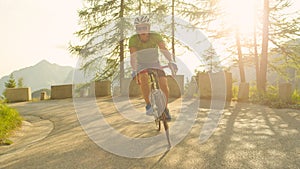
left=291, top=90, right=300, bottom=109
left=249, top=85, right=299, bottom=109
left=0, top=103, right=23, bottom=144
left=291, top=90, right=300, bottom=103
left=232, top=85, right=239, bottom=101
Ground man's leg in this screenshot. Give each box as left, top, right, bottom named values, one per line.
left=138, top=72, right=154, bottom=115
left=158, top=76, right=169, bottom=108
left=138, top=72, right=150, bottom=104
left=158, top=76, right=171, bottom=120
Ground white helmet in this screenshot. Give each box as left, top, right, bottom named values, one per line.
left=134, top=15, right=150, bottom=25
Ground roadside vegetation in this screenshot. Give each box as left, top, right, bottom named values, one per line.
left=0, top=101, right=23, bottom=145
left=231, top=84, right=300, bottom=109
left=250, top=86, right=300, bottom=109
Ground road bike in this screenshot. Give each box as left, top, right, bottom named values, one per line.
left=147, top=65, right=175, bottom=148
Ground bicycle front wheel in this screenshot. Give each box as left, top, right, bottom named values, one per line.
left=149, top=89, right=166, bottom=118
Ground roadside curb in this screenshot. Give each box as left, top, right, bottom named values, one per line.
left=0, top=115, right=54, bottom=162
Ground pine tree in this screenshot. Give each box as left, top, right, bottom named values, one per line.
left=254, top=0, right=300, bottom=92
left=203, top=0, right=299, bottom=93
left=17, top=77, right=24, bottom=88
left=258, top=0, right=270, bottom=92
left=5, top=74, right=16, bottom=88
left=267, top=0, right=300, bottom=84
left=69, top=0, right=136, bottom=82
left=70, top=0, right=219, bottom=82
left=199, top=46, right=223, bottom=72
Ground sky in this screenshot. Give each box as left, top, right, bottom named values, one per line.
left=0, top=0, right=299, bottom=78
left=0, top=0, right=82, bottom=77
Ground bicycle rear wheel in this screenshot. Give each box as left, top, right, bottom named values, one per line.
left=161, top=111, right=171, bottom=148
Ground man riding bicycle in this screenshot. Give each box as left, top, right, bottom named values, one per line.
left=129, top=15, right=178, bottom=121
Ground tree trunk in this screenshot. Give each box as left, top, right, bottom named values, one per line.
left=138, top=0, right=142, bottom=15
left=235, top=28, right=246, bottom=83
left=171, top=0, right=175, bottom=61
left=259, top=0, right=269, bottom=92
left=119, top=0, right=125, bottom=87
left=148, top=0, right=151, bottom=13
left=253, top=3, right=260, bottom=90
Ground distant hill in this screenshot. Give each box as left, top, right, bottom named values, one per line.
left=0, top=60, right=74, bottom=95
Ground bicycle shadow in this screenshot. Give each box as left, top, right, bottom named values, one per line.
left=149, top=149, right=170, bottom=169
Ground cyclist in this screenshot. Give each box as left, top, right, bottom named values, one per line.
left=129, top=15, right=178, bottom=121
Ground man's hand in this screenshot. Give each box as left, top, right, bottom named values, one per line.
left=131, top=71, right=137, bottom=79
left=168, top=61, right=178, bottom=75
left=131, top=71, right=140, bottom=84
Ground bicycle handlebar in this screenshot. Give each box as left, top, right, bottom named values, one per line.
left=160, top=65, right=177, bottom=77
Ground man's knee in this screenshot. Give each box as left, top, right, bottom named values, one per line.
left=138, top=73, right=148, bottom=85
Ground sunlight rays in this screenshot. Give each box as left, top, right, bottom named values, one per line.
left=222, top=0, right=258, bottom=36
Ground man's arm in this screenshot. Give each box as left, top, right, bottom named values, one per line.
left=158, top=41, right=178, bottom=75
left=129, top=47, right=137, bottom=71
left=157, top=42, right=174, bottom=62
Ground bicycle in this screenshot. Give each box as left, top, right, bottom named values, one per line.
left=147, top=65, right=175, bottom=148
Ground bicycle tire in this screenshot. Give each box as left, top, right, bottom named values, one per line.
left=147, top=70, right=171, bottom=147
left=149, top=89, right=166, bottom=118
left=161, top=111, right=171, bottom=147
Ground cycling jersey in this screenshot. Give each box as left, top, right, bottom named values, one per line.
left=129, top=32, right=163, bottom=72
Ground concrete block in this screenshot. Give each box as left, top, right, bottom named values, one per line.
left=120, top=78, right=130, bottom=96
left=120, top=78, right=141, bottom=97
left=279, top=83, right=292, bottom=102
left=5, top=87, right=31, bottom=102
left=167, top=75, right=184, bottom=98
left=197, top=72, right=211, bottom=99
left=238, top=82, right=249, bottom=102
left=129, top=79, right=141, bottom=97
left=197, top=71, right=232, bottom=101
left=185, top=76, right=198, bottom=97
left=94, top=80, right=111, bottom=97
left=51, top=84, right=72, bottom=99
left=40, top=91, right=47, bottom=100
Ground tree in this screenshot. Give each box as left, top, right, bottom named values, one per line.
left=206, top=0, right=299, bottom=93
left=199, top=45, right=223, bottom=72
left=5, top=74, right=16, bottom=89
left=69, top=0, right=135, bottom=83
left=269, top=39, right=300, bottom=85
left=258, top=0, right=270, bottom=92
left=267, top=0, right=300, bottom=83
left=235, top=27, right=246, bottom=83
left=70, top=0, right=219, bottom=82
left=256, top=0, right=300, bottom=92
left=253, top=1, right=260, bottom=90
left=17, top=77, right=24, bottom=88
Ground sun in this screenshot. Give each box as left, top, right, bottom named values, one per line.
left=222, top=0, right=257, bottom=35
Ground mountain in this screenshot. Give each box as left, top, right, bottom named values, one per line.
left=0, top=60, right=74, bottom=95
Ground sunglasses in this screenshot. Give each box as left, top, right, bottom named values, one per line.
left=136, top=26, right=148, bottom=32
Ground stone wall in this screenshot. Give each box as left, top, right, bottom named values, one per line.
left=121, top=75, right=184, bottom=98
left=5, top=88, right=32, bottom=102
left=167, top=75, right=184, bottom=98
left=238, top=82, right=249, bottom=102
left=279, top=83, right=292, bottom=102
left=51, top=84, right=72, bottom=99
left=91, top=80, right=112, bottom=97
left=197, top=71, right=232, bottom=101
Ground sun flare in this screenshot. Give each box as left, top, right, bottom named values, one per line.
left=222, top=0, right=257, bottom=35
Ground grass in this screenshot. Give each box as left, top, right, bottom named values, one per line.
left=0, top=102, right=23, bottom=145
left=249, top=85, right=300, bottom=109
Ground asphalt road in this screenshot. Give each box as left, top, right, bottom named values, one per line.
left=0, top=97, right=299, bottom=169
